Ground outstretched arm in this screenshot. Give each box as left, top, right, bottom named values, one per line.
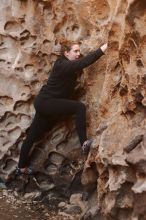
left=54, top=44, right=107, bottom=76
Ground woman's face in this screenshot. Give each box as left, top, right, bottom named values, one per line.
left=64, top=44, right=80, bottom=60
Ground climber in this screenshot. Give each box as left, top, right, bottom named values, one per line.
left=16, top=40, right=107, bottom=175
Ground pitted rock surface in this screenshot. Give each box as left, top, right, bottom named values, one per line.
left=1, top=0, right=146, bottom=219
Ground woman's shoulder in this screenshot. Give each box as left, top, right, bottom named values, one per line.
left=54, top=55, right=68, bottom=66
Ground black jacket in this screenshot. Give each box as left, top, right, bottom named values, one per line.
left=38, top=48, right=104, bottom=99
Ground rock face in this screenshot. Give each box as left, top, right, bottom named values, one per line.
left=0, top=0, right=146, bottom=219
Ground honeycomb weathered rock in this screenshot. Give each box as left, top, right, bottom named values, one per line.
left=1, top=0, right=146, bottom=219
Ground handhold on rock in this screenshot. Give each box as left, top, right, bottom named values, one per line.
left=124, top=134, right=143, bottom=153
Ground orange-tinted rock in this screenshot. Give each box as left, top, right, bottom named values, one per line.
left=1, top=0, right=146, bottom=219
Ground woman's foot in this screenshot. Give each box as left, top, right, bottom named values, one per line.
left=82, top=139, right=93, bottom=154
left=16, top=167, right=33, bottom=176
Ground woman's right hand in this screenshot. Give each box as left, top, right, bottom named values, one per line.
left=100, top=43, right=107, bottom=53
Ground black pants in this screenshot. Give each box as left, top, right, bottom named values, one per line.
left=18, top=97, right=87, bottom=168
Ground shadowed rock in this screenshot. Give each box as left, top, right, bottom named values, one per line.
left=124, top=135, right=143, bottom=153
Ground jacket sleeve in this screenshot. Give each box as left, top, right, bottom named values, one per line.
left=54, top=48, right=104, bottom=76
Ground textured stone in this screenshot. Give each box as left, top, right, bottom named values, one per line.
left=63, top=204, right=82, bottom=215
left=1, top=0, right=146, bottom=219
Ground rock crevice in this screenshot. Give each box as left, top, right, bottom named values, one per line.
left=1, top=0, right=146, bottom=219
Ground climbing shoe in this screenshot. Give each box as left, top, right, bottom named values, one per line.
left=15, top=167, right=33, bottom=176
left=82, top=139, right=93, bottom=154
